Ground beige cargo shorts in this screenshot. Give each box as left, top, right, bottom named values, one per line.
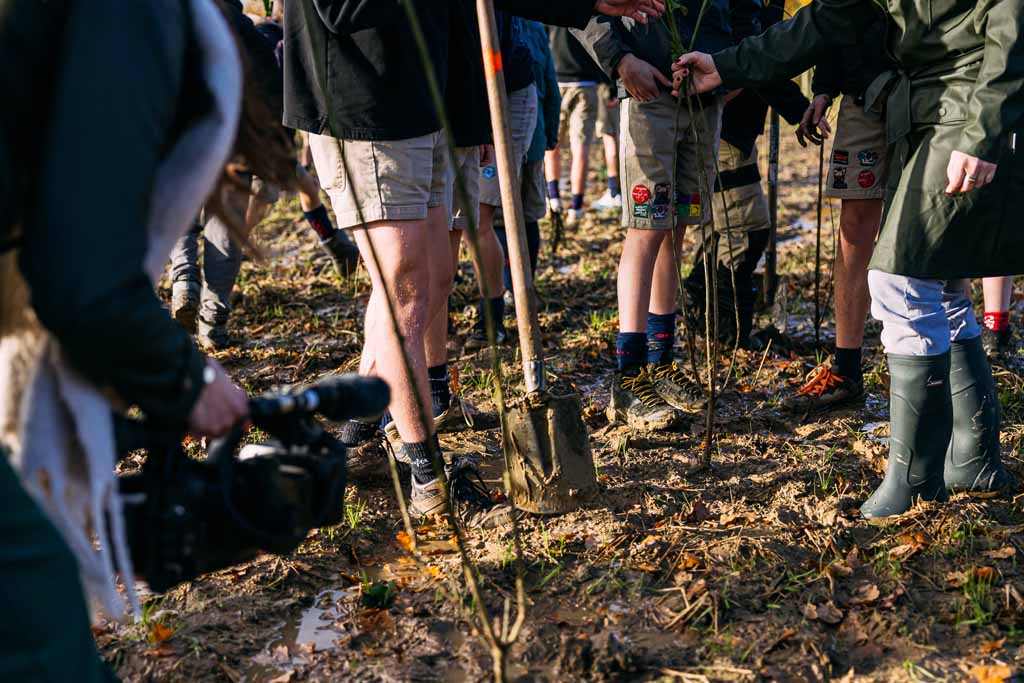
left=448, top=146, right=481, bottom=232
left=620, top=92, right=722, bottom=230
left=557, top=84, right=599, bottom=148
left=480, top=85, right=538, bottom=208
left=825, top=96, right=887, bottom=201
left=595, top=82, right=620, bottom=139
left=308, top=129, right=450, bottom=229
left=706, top=140, right=770, bottom=267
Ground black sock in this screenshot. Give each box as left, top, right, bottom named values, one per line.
left=646, top=312, right=676, bottom=366
left=834, top=347, right=863, bottom=383
left=616, top=332, right=648, bottom=375
left=608, top=176, right=621, bottom=198
left=405, top=435, right=442, bottom=485
left=428, top=364, right=451, bottom=416
left=339, top=419, right=377, bottom=446
left=525, top=220, right=540, bottom=276
left=547, top=180, right=560, bottom=199
left=476, top=296, right=505, bottom=332
left=571, top=194, right=584, bottom=211
left=303, top=204, right=334, bottom=240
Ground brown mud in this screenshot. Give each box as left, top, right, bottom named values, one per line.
left=99, top=131, right=1024, bottom=683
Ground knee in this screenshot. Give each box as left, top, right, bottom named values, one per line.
left=840, top=200, right=882, bottom=246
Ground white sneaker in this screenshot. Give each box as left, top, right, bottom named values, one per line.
left=591, top=190, right=622, bottom=212
left=565, top=208, right=584, bottom=227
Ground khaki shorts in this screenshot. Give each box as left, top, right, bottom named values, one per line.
left=308, top=129, right=449, bottom=229
left=712, top=141, right=770, bottom=234
left=825, top=96, right=887, bottom=200
left=494, top=159, right=547, bottom=229
left=480, top=85, right=538, bottom=208
left=620, top=93, right=722, bottom=230
left=595, top=82, right=620, bottom=139
left=557, top=84, right=599, bottom=148
left=449, top=146, right=481, bottom=232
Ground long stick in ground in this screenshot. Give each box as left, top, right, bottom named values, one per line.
left=814, top=141, right=824, bottom=349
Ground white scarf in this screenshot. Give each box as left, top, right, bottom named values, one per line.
left=0, top=0, right=241, bottom=621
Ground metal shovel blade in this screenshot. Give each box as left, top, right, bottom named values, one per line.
left=505, top=391, right=597, bottom=514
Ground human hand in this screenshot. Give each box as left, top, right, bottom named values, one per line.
left=607, top=96, right=620, bottom=108
left=618, top=54, right=672, bottom=103
left=671, top=52, right=722, bottom=97
left=946, top=150, right=998, bottom=194
left=795, top=94, right=832, bottom=147
left=188, top=358, right=249, bottom=438
left=594, top=0, right=665, bottom=22
left=480, top=144, right=494, bottom=166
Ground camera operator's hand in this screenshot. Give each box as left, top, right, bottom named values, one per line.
left=189, top=358, right=249, bottom=438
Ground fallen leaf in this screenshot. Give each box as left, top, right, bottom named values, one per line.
left=678, top=553, right=700, bottom=570
left=269, top=672, right=295, bottom=683
left=983, top=546, right=1016, bottom=560
left=396, top=531, right=414, bottom=553
left=804, top=601, right=843, bottom=624
left=634, top=562, right=660, bottom=573
left=975, top=566, right=999, bottom=584
left=719, top=511, right=758, bottom=527
left=849, top=583, right=880, bottom=606
left=424, top=565, right=442, bottom=580
left=685, top=498, right=711, bottom=524
left=979, top=638, right=1006, bottom=654
left=144, top=647, right=175, bottom=658
left=972, top=663, right=1012, bottom=683
left=149, top=623, right=174, bottom=644
left=946, top=570, right=970, bottom=589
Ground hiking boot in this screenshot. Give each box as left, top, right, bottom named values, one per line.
left=861, top=353, right=951, bottom=519
left=606, top=369, right=682, bottom=431
left=197, top=317, right=230, bottom=351
left=981, top=326, right=1014, bottom=360
left=591, top=190, right=622, bottom=212
left=783, top=365, right=865, bottom=414
left=320, top=229, right=360, bottom=276
left=650, top=361, right=706, bottom=411
left=464, top=324, right=508, bottom=351
left=384, top=395, right=480, bottom=447
left=409, top=457, right=516, bottom=529
left=945, top=336, right=1015, bottom=495
left=171, top=281, right=200, bottom=334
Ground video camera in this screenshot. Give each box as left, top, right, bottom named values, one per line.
left=115, top=374, right=389, bottom=593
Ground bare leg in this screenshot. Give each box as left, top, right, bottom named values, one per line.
left=544, top=148, right=560, bottom=189
left=618, top=228, right=667, bottom=333
left=423, top=208, right=455, bottom=369
left=982, top=276, right=1014, bottom=314
left=649, top=226, right=684, bottom=316
left=569, top=140, right=591, bottom=199
left=296, top=165, right=323, bottom=213
left=469, top=204, right=505, bottom=299
left=834, top=198, right=883, bottom=349
left=603, top=134, right=619, bottom=188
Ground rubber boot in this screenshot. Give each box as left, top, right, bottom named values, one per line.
left=861, top=353, right=952, bottom=519
left=944, top=336, right=1014, bottom=493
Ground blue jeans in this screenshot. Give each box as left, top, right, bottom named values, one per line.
left=868, top=272, right=981, bottom=356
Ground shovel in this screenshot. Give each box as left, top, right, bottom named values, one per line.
left=475, top=0, right=597, bottom=514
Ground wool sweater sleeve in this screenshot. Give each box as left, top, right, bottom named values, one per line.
left=21, top=0, right=206, bottom=426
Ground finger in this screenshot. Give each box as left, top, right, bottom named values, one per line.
left=653, top=69, right=673, bottom=88
left=946, top=160, right=966, bottom=194
left=820, top=118, right=832, bottom=136
left=796, top=129, right=806, bottom=148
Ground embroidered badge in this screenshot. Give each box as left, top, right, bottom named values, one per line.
left=857, top=170, right=876, bottom=188
left=857, top=150, right=879, bottom=167
left=833, top=167, right=848, bottom=189
left=633, top=203, right=650, bottom=219
left=832, top=149, right=850, bottom=166
left=631, top=184, right=651, bottom=204
left=482, top=165, right=497, bottom=179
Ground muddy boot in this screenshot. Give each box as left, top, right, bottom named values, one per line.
left=945, top=336, right=1015, bottom=494
left=197, top=316, right=230, bottom=351
left=464, top=297, right=508, bottom=351
left=783, top=365, right=865, bottom=414
left=860, top=353, right=952, bottom=519
left=607, top=369, right=681, bottom=431
left=409, top=457, right=515, bottom=529
left=171, top=280, right=200, bottom=334
left=981, top=325, right=1014, bottom=360
left=650, top=361, right=706, bottom=411
left=320, top=229, right=360, bottom=277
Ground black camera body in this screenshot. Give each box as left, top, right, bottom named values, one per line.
left=116, top=375, right=388, bottom=593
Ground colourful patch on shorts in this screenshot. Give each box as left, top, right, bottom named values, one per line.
left=833, top=167, right=848, bottom=189
left=482, top=165, right=497, bottom=179
left=633, top=203, right=650, bottom=219
left=631, top=184, right=651, bottom=204
left=832, top=149, right=849, bottom=165
left=857, top=150, right=879, bottom=167
left=857, top=170, right=876, bottom=188
left=675, top=191, right=702, bottom=218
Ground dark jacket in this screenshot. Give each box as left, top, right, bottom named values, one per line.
left=447, top=6, right=535, bottom=148
left=524, top=20, right=562, bottom=163
left=2, top=0, right=208, bottom=423
left=572, top=0, right=762, bottom=94
left=714, top=0, right=1024, bottom=279
left=809, top=15, right=895, bottom=100
left=548, top=26, right=607, bottom=83
left=283, top=0, right=597, bottom=141
left=719, top=0, right=807, bottom=156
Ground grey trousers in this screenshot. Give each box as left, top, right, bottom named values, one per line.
left=869, top=271, right=981, bottom=356
left=168, top=214, right=241, bottom=325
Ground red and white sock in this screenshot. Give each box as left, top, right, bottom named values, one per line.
left=983, top=311, right=1010, bottom=332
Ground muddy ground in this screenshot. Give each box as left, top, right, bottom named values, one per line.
left=99, top=128, right=1024, bottom=683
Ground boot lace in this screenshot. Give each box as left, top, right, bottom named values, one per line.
left=621, top=369, right=665, bottom=407
left=652, top=361, right=705, bottom=397
left=796, top=365, right=845, bottom=398
left=446, top=457, right=499, bottom=521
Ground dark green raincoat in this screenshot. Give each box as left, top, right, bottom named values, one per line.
left=713, top=0, right=1024, bottom=279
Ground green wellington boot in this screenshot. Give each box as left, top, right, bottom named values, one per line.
left=861, top=353, right=952, bottom=519
left=945, top=336, right=1015, bottom=494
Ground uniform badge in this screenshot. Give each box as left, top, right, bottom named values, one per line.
left=832, top=149, right=849, bottom=166
left=633, top=203, right=650, bottom=219
left=482, top=165, right=497, bottom=179
left=857, top=170, right=876, bottom=188
left=857, top=150, right=879, bottom=167
left=631, top=184, right=651, bottom=204
left=833, top=167, right=848, bottom=189
left=652, top=183, right=671, bottom=220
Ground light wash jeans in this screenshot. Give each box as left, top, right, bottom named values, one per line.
left=168, top=214, right=241, bottom=325
left=869, top=271, right=981, bottom=356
